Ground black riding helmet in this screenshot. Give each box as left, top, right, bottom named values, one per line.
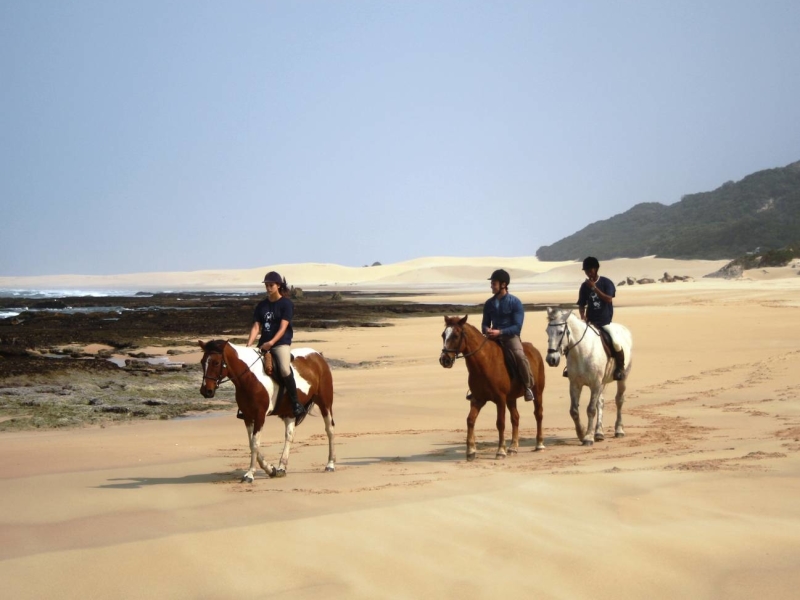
left=262, top=271, right=284, bottom=284
left=488, top=269, right=510, bottom=285
left=581, top=257, right=600, bottom=271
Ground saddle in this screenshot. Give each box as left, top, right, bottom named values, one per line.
left=597, top=327, right=615, bottom=359
left=491, top=339, right=523, bottom=383
left=260, top=349, right=294, bottom=377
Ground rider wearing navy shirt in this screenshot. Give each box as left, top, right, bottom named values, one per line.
left=246, top=271, right=308, bottom=425
left=576, top=256, right=625, bottom=380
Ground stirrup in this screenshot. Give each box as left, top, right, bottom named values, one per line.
left=236, top=409, right=245, bottom=420
left=466, top=390, right=474, bottom=401
left=524, top=388, right=534, bottom=401
left=562, top=367, right=569, bottom=378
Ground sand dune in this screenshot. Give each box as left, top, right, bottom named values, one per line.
left=2, top=258, right=800, bottom=598
left=0, top=255, right=737, bottom=292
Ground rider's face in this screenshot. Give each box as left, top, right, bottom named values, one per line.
left=490, top=279, right=504, bottom=294
left=583, top=268, right=598, bottom=280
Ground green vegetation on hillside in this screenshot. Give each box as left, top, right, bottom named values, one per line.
left=536, top=160, right=800, bottom=261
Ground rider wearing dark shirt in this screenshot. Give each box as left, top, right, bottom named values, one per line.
left=576, top=256, right=625, bottom=380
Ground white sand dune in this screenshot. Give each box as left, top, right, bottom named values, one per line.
left=0, top=255, right=738, bottom=292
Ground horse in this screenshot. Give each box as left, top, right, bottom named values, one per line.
left=198, top=340, right=335, bottom=481
left=439, top=315, right=546, bottom=460
left=544, top=308, right=632, bottom=446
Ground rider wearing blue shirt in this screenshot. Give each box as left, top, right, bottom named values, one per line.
left=576, top=257, right=625, bottom=380
left=478, top=269, right=535, bottom=401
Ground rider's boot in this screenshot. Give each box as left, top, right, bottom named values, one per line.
left=613, top=350, right=626, bottom=380
left=466, top=389, right=474, bottom=401
left=284, top=370, right=308, bottom=426
left=562, top=366, right=569, bottom=378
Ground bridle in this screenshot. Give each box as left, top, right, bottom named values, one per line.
left=201, top=343, right=263, bottom=387
left=546, top=318, right=595, bottom=356
left=202, top=350, right=231, bottom=387
left=441, top=325, right=490, bottom=360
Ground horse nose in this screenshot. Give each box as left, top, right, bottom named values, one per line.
left=439, top=354, right=453, bottom=368
left=200, top=386, right=215, bottom=399
left=545, top=353, right=559, bottom=367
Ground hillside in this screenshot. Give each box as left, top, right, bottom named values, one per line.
left=536, top=160, right=800, bottom=261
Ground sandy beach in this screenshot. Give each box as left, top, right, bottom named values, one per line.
left=2, top=256, right=800, bottom=599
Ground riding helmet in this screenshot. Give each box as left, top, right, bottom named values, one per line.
left=488, top=269, right=510, bottom=285
left=581, top=257, right=600, bottom=271
left=262, top=271, right=284, bottom=284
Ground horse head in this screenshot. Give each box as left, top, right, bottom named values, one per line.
left=198, top=339, right=230, bottom=398
left=544, top=307, right=572, bottom=367
left=439, top=315, right=469, bottom=368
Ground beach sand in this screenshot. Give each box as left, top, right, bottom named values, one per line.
left=2, top=257, right=800, bottom=599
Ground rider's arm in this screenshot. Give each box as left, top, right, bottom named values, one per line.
left=503, top=297, right=523, bottom=337
left=481, top=301, right=491, bottom=334
left=246, top=321, right=261, bottom=346
left=261, top=319, right=289, bottom=350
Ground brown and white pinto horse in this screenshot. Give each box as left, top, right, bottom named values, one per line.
left=198, top=340, right=335, bottom=481
left=439, top=315, right=545, bottom=460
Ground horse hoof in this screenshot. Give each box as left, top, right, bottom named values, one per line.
left=615, top=432, right=625, bottom=438
left=507, top=448, right=518, bottom=455
left=594, top=434, right=605, bottom=442
left=466, top=453, right=476, bottom=462
left=241, top=473, right=254, bottom=483
left=582, top=440, right=594, bottom=447
left=495, top=453, right=506, bottom=460
left=324, top=466, right=335, bottom=472
left=534, top=444, right=545, bottom=452
left=269, top=468, right=286, bottom=478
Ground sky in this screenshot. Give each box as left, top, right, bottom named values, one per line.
left=2, top=1, right=799, bottom=277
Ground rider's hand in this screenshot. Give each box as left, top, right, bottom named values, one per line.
left=259, top=341, right=272, bottom=352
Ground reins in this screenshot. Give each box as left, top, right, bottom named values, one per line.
left=547, top=318, right=597, bottom=357
left=441, top=327, right=491, bottom=360
left=203, top=343, right=263, bottom=387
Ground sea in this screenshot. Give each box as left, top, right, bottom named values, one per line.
left=0, top=288, right=254, bottom=320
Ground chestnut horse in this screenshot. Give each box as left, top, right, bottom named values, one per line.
left=198, top=340, right=335, bottom=481
left=439, top=315, right=545, bottom=460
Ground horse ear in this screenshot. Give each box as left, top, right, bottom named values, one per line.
left=546, top=307, right=553, bottom=317
left=198, top=340, right=205, bottom=349
left=459, top=315, right=468, bottom=325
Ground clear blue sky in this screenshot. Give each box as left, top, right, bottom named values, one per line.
left=2, top=1, right=799, bottom=276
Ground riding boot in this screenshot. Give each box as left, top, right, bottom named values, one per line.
left=613, top=350, right=626, bottom=380
left=283, top=370, right=308, bottom=426
left=563, top=366, right=569, bottom=378
left=466, top=389, right=474, bottom=401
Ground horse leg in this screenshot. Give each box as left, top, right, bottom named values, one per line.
left=569, top=381, right=585, bottom=442
left=594, top=392, right=606, bottom=442
left=614, top=379, right=627, bottom=438
left=242, top=422, right=261, bottom=483
left=270, top=417, right=295, bottom=477
left=582, top=386, right=602, bottom=447
left=507, top=398, right=520, bottom=455
left=533, top=386, right=545, bottom=451
left=466, top=401, right=484, bottom=461
left=322, top=407, right=336, bottom=472
left=495, top=401, right=507, bottom=459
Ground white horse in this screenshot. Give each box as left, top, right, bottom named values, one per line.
left=544, top=307, right=632, bottom=446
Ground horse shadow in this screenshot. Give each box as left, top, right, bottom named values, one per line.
left=96, top=472, right=232, bottom=489
left=340, top=434, right=568, bottom=466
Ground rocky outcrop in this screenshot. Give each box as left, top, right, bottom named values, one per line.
left=704, top=263, right=744, bottom=279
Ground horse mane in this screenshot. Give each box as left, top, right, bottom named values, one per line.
left=205, top=339, right=229, bottom=352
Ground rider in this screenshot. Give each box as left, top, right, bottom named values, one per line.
left=246, top=271, right=309, bottom=425
left=573, top=256, right=626, bottom=381
left=467, top=269, right=535, bottom=402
